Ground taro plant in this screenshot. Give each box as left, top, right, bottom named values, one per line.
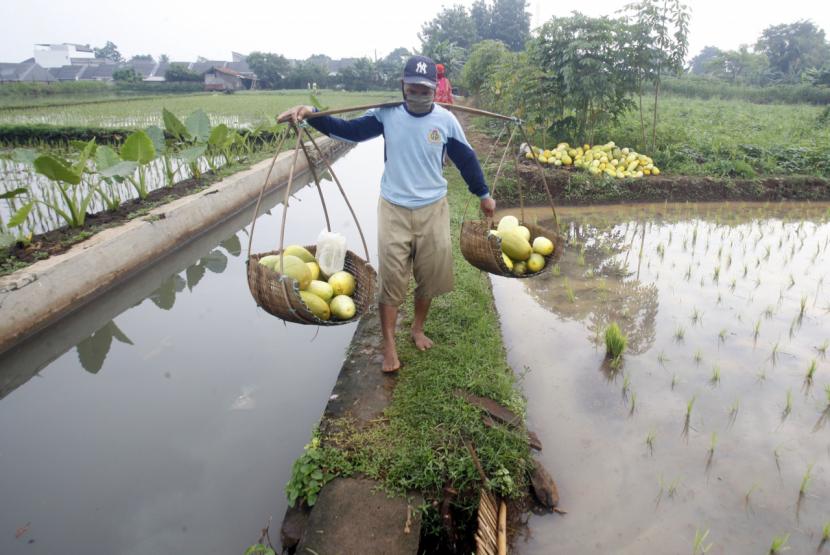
left=32, top=138, right=98, bottom=227
left=118, top=130, right=157, bottom=199
left=0, top=186, right=34, bottom=249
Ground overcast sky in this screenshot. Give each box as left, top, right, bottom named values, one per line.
left=2, top=0, right=828, bottom=64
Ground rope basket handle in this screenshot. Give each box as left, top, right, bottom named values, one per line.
left=245, top=122, right=372, bottom=272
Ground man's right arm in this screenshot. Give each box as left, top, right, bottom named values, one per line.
left=277, top=105, right=383, bottom=143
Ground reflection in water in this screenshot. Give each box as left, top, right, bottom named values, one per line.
left=76, top=321, right=133, bottom=373
left=73, top=238, right=237, bottom=373
left=519, top=215, right=659, bottom=355
left=494, top=201, right=830, bottom=555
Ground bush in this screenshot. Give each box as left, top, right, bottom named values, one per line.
left=662, top=76, right=830, bottom=105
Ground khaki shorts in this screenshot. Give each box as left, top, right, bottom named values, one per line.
left=377, top=196, right=453, bottom=306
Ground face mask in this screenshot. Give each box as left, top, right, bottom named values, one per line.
left=403, top=88, right=434, bottom=114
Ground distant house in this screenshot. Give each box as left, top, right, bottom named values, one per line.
left=34, top=43, right=95, bottom=68
left=203, top=66, right=256, bottom=91
left=0, top=60, right=56, bottom=83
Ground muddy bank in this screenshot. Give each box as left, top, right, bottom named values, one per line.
left=510, top=164, right=830, bottom=206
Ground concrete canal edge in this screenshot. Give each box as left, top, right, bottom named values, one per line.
left=0, top=137, right=350, bottom=356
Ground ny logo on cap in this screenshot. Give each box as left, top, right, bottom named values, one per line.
left=416, top=62, right=428, bottom=74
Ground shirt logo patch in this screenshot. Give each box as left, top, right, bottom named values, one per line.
left=427, top=128, right=442, bottom=144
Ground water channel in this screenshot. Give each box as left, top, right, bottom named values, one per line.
left=0, top=138, right=384, bottom=554
left=495, top=202, right=830, bottom=554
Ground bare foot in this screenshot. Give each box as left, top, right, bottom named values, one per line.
left=411, top=329, right=434, bottom=351
left=382, top=346, right=401, bottom=373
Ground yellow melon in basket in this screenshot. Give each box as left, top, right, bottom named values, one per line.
left=329, top=271, right=356, bottom=297
left=273, top=254, right=311, bottom=291
left=307, top=280, right=334, bottom=303
left=306, top=261, right=321, bottom=281
left=500, top=230, right=532, bottom=261
left=300, top=291, right=331, bottom=320
left=283, top=245, right=316, bottom=263
left=330, top=295, right=356, bottom=320
left=532, top=236, right=555, bottom=256
left=515, top=225, right=531, bottom=242
left=501, top=253, right=514, bottom=270
left=527, top=253, right=545, bottom=273
left=512, top=261, right=527, bottom=276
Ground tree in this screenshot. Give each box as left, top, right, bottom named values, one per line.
left=130, top=54, right=154, bottom=62
left=422, top=41, right=467, bottom=78
left=756, top=20, right=830, bottom=82
left=532, top=14, right=638, bottom=145
left=704, top=46, right=768, bottom=84
left=419, top=5, right=478, bottom=53
left=246, top=52, right=290, bottom=89
left=112, top=67, right=141, bottom=82
left=159, top=54, right=170, bottom=64
left=165, top=63, right=202, bottom=82
left=460, top=39, right=509, bottom=95
left=338, top=58, right=379, bottom=91
left=688, top=46, right=722, bottom=75
left=471, top=1, right=492, bottom=41
left=377, top=47, right=411, bottom=87
left=487, top=0, right=531, bottom=51
left=94, top=41, right=123, bottom=62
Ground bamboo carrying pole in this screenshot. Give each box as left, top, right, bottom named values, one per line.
left=302, top=101, right=518, bottom=123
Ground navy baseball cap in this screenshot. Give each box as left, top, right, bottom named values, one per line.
left=403, top=56, right=437, bottom=89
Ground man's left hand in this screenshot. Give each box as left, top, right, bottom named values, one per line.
left=480, top=197, right=496, bottom=218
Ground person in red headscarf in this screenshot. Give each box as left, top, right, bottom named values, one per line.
left=435, top=63, right=453, bottom=104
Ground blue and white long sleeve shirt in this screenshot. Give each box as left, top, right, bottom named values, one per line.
left=307, top=104, right=490, bottom=209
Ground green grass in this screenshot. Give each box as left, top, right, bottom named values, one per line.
left=599, top=94, right=830, bottom=178
left=315, top=169, right=532, bottom=519
left=605, top=322, right=627, bottom=363
left=0, top=89, right=398, bottom=128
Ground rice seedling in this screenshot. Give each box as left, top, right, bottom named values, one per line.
left=813, top=385, right=830, bottom=432
left=628, top=391, right=637, bottom=416
left=716, top=293, right=723, bottom=305
left=710, top=365, right=721, bottom=387
left=645, top=429, right=655, bottom=455
left=729, top=278, right=737, bottom=292
left=563, top=278, right=576, bottom=303
left=822, top=521, right=829, bottom=544
left=671, top=374, right=679, bottom=389
left=788, top=274, right=796, bottom=289
left=675, top=326, right=686, bottom=341
left=718, top=328, right=728, bottom=344
left=683, top=395, right=696, bottom=439
left=667, top=476, right=681, bottom=499
left=621, top=372, right=631, bottom=399
left=799, top=463, right=814, bottom=496
left=818, top=340, right=829, bottom=358
left=805, top=359, right=817, bottom=387
left=799, top=295, right=808, bottom=319
left=712, top=266, right=721, bottom=283
left=770, top=341, right=780, bottom=366
left=754, top=277, right=762, bottom=290
left=753, top=319, right=762, bottom=342
left=690, top=307, right=703, bottom=325
left=728, top=399, right=740, bottom=427
left=604, top=322, right=627, bottom=367
left=764, top=305, right=775, bottom=319
left=781, top=388, right=793, bottom=420
left=768, top=533, right=790, bottom=554
left=657, top=351, right=670, bottom=367
left=551, top=263, right=561, bottom=277
left=694, top=349, right=703, bottom=365
left=692, top=528, right=713, bottom=554
left=742, top=264, right=748, bottom=278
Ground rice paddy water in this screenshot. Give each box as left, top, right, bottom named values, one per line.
left=493, top=201, right=830, bottom=554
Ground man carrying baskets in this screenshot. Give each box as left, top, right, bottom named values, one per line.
left=278, top=55, right=495, bottom=373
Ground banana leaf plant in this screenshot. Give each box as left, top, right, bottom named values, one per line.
left=32, top=139, right=98, bottom=228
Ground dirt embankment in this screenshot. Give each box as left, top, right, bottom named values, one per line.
left=460, top=113, right=830, bottom=208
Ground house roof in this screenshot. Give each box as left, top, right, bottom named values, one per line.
left=127, top=60, right=156, bottom=78
left=50, top=64, right=87, bottom=80
left=82, top=63, right=118, bottom=79
left=0, top=62, right=56, bottom=82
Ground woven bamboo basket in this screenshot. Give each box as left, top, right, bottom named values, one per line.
left=460, top=121, right=563, bottom=278
left=460, top=220, right=564, bottom=278
left=248, top=246, right=376, bottom=325
left=246, top=124, right=376, bottom=325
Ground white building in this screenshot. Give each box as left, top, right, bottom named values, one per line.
left=34, top=43, right=95, bottom=69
